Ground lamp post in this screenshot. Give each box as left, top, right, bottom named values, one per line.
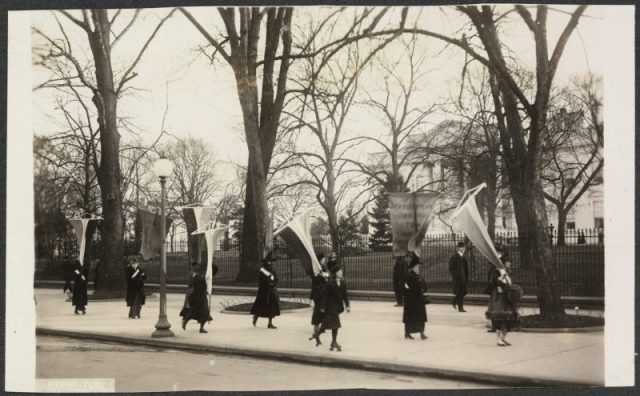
left=152, top=156, right=174, bottom=338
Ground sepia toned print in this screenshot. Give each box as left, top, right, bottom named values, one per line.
left=4, top=2, right=635, bottom=392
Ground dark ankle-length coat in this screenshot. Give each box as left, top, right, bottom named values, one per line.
left=125, top=265, right=146, bottom=307
left=251, top=263, right=281, bottom=318
left=402, top=271, right=428, bottom=333
left=180, top=272, right=213, bottom=324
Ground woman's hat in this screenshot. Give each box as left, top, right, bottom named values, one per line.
left=456, top=241, right=465, bottom=248
left=327, top=257, right=342, bottom=273
left=407, top=253, right=421, bottom=268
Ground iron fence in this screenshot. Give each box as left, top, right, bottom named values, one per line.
left=35, top=228, right=604, bottom=297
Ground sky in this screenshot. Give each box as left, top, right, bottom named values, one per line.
left=29, top=5, right=605, bottom=212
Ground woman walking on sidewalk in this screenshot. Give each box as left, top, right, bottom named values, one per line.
left=402, top=254, right=428, bottom=340
left=309, top=254, right=329, bottom=340
left=71, top=261, right=88, bottom=315
left=311, top=254, right=350, bottom=351
left=180, top=263, right=215, bottom=333
left=485, top=256, right=521, bottom=346
left=125, top=256, right=146, bottom=319
left=251, top=253, right=280, bottom=329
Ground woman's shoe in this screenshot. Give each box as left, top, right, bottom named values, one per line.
left=420, top=333, right=428, bottom=340
left=199, top=328, right=208, bottom=334
left=497, top=341, right=506, bottom=347
left=82, top=310, right=86, bottom=315
left=252, top=316, right=258, bottom=327
left=268, top=324, right=277, bottom=329
left=405, top=334, right=414, bottom=339
left=330, top=342, right=342, bottom=352
left=74, top=310, right=79, bottom=315
left=502, top=339, right=511, bottom=346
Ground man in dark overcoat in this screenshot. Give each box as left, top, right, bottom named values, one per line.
left=448, top=241, right=469, bottom=312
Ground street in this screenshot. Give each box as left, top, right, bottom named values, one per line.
left=37, top=336, right=495, bottom=391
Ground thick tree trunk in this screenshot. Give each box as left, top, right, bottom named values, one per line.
left=237, top=168, right=260, bottom=283
left=556, top=208, right=567, bottom=247
left=510, top=179, right=565, bottom=321
left=90, top=10, right=125, bottom=298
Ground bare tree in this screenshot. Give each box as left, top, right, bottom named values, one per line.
left=179, top=6, right=408, bottom=281
left=346, top=33, right=437, bottom=194
left=542, top=74, right=603, bottom=245
left=33, top=9, right=175, bottom=297
left=280, top=27, right=399, bottom=260
left=162, top=136, right=219, bottom=206
left=452, top=5, right=587, bottom=320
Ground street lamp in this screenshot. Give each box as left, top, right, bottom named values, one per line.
left=152, top=155, right=174, bottom=338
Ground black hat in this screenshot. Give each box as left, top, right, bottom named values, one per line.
left=407, top=253, right=421, bottom=268
left=456, top=241, right=465, bottom=248
left=327, top=256, right=342, bottom=273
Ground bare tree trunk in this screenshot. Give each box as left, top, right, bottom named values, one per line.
left=556, top=208, right=567, bottom=247
left=90, top=10, right=125, bottom=298
left=510, top=175, right=564, bottom=320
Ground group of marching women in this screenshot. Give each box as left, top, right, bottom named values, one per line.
left=393, top=242, right=522, bottom=347
left=64, top=243, right=519, bottom=349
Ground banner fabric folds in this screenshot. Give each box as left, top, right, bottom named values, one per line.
left=138, top=209, right=173, bottom=261
left=192, top=226, right=227, bottom=296
left=451, top=183, right=504, bottom=269
left=274, top=209, right=321, bottom=276
left=69, top=218, right=101, bottom=265
left=182, top=206, right=215, bottom=267
left=388, top=192, right=439, bottom=257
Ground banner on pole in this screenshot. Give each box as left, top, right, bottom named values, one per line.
left=192, top=225, right=227, bottom=296
left=69, top=217, right=101, bottom=265
left=182, top=206, right=216, bottom=266
left=274, top=209, right=321, bottom=276
left=139, top=209, right=172, bottom=261
left=388, top=192, right=439, bottom=257
left=451, top=183, right=504, bottom=269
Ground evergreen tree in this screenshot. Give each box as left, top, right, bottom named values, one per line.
left=368, top=188, right=393, bottom=252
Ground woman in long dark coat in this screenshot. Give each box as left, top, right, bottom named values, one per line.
left=251, top=254, right=280, bottom=329
left=125, top=257, right=146, bottom=319
left=402, top=254, right=428, bottom=340
left=485, top=256, right=520, bottom=346
left=309, top=254, right=329, bottom=339
left=180, top=263, right=215, bottom=333
left=71, top=261, right=88, bottom=315
left=311, top=254, right=350, bottom=351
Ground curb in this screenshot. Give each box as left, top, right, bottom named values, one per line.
left=36, top=327, right=601, bottom=388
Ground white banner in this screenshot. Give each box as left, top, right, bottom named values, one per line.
left=274, top=209, right=321, bottom=276
left=69, top=217, right=101, bottom=265
left=451, top=183, right=504, bottom=269
left=193, top=225, right=227, bottom=297
left=388, top=192, right=439, bottom=257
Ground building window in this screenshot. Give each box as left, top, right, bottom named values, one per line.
left=593, top=200, right=603, bottom=228
left=594, top=217, right=604, bottom=229
left=566, top=209, right=576, bottom=230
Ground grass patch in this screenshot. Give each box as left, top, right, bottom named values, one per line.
left=224, top=300, right=310, bottom=312
left=519, top=314, right=604, bottom=329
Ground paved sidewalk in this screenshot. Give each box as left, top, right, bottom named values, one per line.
left=35, top=289, right=603, bottom=387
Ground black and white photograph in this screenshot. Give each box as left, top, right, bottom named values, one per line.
left=4, top=2, right=635, bottom=393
